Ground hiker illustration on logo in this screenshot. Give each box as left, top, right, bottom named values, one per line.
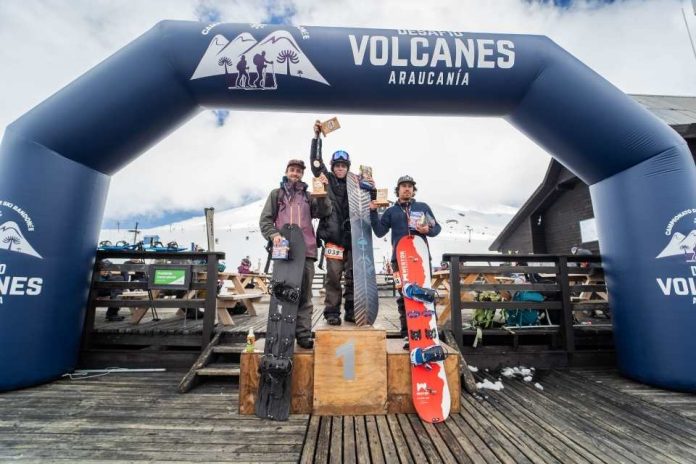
left=190, top=29, right=329, bottom=90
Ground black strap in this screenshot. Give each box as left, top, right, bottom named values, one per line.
left=318, top=245, right=326, bottom=270
left=264, top=241, right=272, bottom=274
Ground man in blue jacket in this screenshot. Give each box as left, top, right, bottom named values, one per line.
left=369, top=175, right=441, bottom=344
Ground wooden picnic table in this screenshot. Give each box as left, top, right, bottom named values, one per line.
left=239, top=272, right=270, bottom=294
left=215, top=272, right=265, bottom=326
left=431, top=270, right=497, bottom=325
left=120, top=290, right=151, bottom=324
left=116, top=289, right=196, bottom=324
left=538, top=271, right=608, bottom=301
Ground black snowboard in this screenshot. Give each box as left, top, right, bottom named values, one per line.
left=255, top=224, right=306, bottom=421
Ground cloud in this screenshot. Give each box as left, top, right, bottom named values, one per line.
left=1, top=0, right=694, bottom=225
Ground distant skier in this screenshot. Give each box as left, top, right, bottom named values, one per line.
left=237, top=256, right=252, bottom=275
left=236, top=55, right=250, bottom=88
left=253, top=51, right=273, bottom=88
left=369, top=175, right=441, bottom=347
left=259, top=159, right=332, bottom=348
left=310, top=120, right=355, bottom=325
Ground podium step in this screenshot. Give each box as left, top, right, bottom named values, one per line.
left=239, top=327, right=461, bottom=416
left=212, top=343, right=246, bottom=354
left=197, top=362, right=240, bottom=376
left=179, top=333, right=245, bottom=393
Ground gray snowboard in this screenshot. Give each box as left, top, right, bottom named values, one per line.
left=346, top=172, right=379, bottom=326
left=255, top=224, right=306, bottom=421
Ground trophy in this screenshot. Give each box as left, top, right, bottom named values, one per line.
left=311, top=176, right=327, bottom=197
left=320, top=117, right=341, bottom=136
left=311, top=117, right=340, bottom=197
left=375, top=188, right=389, bottom=207
left=359, top=165, right=390, bottom=207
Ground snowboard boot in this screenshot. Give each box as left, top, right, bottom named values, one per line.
left=325, top=314, right=341, bottom=326
left=344, top=313, right=356, bottom=323
left=105, top=308, right=124, bottom=322
left=297, top=337, right=314, bottom=349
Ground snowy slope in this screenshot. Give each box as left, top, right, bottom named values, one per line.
left=100, top=200, right=511, bottom=271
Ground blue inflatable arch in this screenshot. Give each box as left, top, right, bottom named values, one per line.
left=1, top=21, right=695, bottom=391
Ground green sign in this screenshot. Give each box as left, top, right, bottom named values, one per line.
left=153, top=269, right=186, bottom=286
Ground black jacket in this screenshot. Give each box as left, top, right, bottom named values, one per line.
left=310, top=137, right=351, bottom=249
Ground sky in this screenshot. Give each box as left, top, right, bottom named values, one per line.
left=1, top=0, right=696, bottom=228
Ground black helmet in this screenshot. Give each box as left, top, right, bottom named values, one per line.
left=330, top=150, right=351, bottom=168
left=397, top=175, right=416, bottom=187
left=395, top=175, right=417, bottom=197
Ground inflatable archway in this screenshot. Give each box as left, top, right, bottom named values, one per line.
left=1, top=21, right=695, bottom=391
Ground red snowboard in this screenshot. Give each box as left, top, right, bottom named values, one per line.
left=396, top=235, right=450, bottom=423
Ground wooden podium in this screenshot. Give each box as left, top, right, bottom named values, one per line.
left=239, top=326, right=460, bottom=416
left=313, top=325, right=388, bottom=415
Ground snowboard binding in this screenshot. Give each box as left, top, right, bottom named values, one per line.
left=403, top=283, right=438, bottom=304
left=269, top=280, right=301, bottom=304
left=410, top=345, right=446, bottom=369
left=259, top=355, right=293, bottom=377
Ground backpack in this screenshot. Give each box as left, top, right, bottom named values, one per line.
left=506, top=291, right=544, bottom=326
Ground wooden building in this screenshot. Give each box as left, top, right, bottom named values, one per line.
left=490, top=95, right=696, bottom=255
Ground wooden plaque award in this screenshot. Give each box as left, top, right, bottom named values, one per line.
left=375, top=188, right=390, bottom=207
left=312, top=176, right=327, bottom=197
left=320, top=117, right=341, bottom=136
left=359, top=165, right=390, bottom=207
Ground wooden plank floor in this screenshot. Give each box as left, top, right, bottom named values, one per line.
left=2, top=368, right=696, bottom=462
left=0, top=372, right=306, bottom=463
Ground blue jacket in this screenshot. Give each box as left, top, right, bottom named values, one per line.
left=370, top=200, right=441, bottom=263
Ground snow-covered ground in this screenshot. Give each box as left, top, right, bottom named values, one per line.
left=100, top=200, right=512, bottom=271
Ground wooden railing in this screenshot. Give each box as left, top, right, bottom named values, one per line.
left=441, top=253, right=610, bottom=366
left=83, top=250, right=224, bottom=350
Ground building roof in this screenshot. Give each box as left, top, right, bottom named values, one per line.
left=489, top=94, right=696, bottom=252
left=630, top=94, right=696, bottom=137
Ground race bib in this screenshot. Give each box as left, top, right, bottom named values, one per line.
left=393, top=272, right=402, bottom=289
left=325, top=243, right=345, bottom=260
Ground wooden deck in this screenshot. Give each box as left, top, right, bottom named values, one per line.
left=2, top=368, right=696, bottom=463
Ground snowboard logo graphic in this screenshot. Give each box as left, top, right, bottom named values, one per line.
left=416, top=382, right=427, bottom=392
left=191, top=29, right=330, bottom=90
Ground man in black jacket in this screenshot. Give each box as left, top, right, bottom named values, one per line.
left=310, top=120, right=354, bottom=325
